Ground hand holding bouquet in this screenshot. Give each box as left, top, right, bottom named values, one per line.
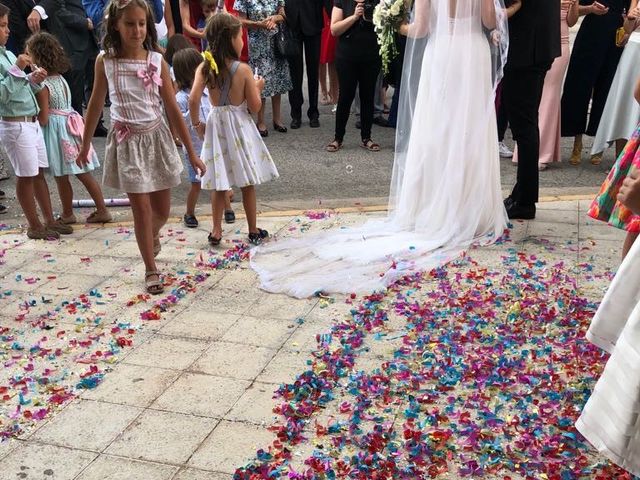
left=373, top=0, right=411, bottom=75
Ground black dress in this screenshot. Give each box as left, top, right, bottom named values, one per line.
left=561, top=0, right=630, bottom=137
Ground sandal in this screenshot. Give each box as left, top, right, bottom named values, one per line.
left=208, top=232, right=222, bottom=246
left=86, top=211, right=113, bottom=223
left=360, top=139, right=380, bottom=152
left=224, top=209, right=236, bottom=224
left=60, top=214, right=77, bottom=225
left=144, top=271, right=164, bottom=295
left=326, top=140, right=342, bottom=153
left=590, top=153, right=603, bottom=166
left=27, top=227, right=60, bottom=240
left=248, top=228, right=269, bottom=245
left=153, top=235, right=161, bottom=257
left=258, top=126, right=268, bottom=137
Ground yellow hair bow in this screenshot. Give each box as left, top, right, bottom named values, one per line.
left=202, top=51, right=219, bottom=75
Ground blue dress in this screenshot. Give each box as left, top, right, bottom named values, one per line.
left=42, top=75, right=100, bottom=177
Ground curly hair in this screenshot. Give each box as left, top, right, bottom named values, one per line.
left=202, top=13, right=242, bottom=90
left=102, top=0, right=159, bottom=57
left=25, top=32, right=70, bottom=74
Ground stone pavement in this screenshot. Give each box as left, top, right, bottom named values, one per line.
left=0, top=199, right=630, bottom=479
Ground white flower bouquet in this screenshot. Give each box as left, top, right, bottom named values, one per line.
left=373, top=0, right=411, bottom=75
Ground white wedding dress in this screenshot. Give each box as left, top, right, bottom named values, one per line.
left=251, top=0, right=509, bottom=298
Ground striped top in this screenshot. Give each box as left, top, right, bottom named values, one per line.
left=103, top=51, right=164, bottom=124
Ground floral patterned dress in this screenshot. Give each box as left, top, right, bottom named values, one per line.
left=41, top=75, right=100, bottom=177
left=233, top=0, right=292, bottom=98
left=200, top=61, right=279, bottom=191
left=588, top=122, right=640, bottom=232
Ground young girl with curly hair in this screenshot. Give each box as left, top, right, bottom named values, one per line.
left=78, top=0, right=206, bottom=294
left=27, top=32, right=112, bottom=225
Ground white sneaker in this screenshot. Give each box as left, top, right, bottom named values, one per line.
left=499, top=141, right=513, bottom=158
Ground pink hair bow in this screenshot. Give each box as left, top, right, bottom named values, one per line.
left=137, top=62, right=162, bottom=91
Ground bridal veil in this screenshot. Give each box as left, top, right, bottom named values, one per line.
left=251, top=0, right=509, bottom=298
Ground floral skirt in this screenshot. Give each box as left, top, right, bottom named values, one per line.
left=588, top=122, right=640, bottom=232
left=103, top=120, right=183, bottom=194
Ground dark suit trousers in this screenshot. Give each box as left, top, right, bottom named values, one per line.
left=503, top=63, right=550, bottom=206
left=64, top=50, right=96, bottom=115
left=288, top=33, right=321, bottom=121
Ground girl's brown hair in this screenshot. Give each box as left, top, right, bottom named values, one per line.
left=202, top=13, right=242, bottom=89
left=26, top=32, right=70, bottom=74
left=164, top=33, right=193, bottom=65
left=172, top=48, right=202, bottom=91
left=103, top=0, right=159, bottom=57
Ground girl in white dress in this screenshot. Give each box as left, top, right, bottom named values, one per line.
left=78, top=0, right=206, bottom=295
left=190, top=13, right=279, bottom=247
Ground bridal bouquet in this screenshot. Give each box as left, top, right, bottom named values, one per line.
left=373, top=0, right=411, bottom=75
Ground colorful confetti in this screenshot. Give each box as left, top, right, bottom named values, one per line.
left=234, top=245, right=625, bottom=479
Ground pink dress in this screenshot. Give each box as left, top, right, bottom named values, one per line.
left=514, top=5, right=570, bottom=165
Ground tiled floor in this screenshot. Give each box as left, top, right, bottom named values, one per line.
left=0, top=202, right=625, bottom=479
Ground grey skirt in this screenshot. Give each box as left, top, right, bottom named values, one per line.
left=103, top=119, right=183, bottom=193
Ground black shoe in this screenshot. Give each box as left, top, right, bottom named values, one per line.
left=224, top=209, right=235, bottom=224
left=355, top=120, right=361, bottom=129
left=373, top=116, right=389, bottom=127
left=94, top=123, right=108, bottom=137
left=248, top=228, right=269, bottom=245
left=208, top=232, right=221, bottom=246
left=258, top=128, right=269, bottom=137
left=0, top=204, right=6, bottom=214
left=505, top=199, right=536, bottom=220
left=0, top=190, right=5, bottom=199
left=273, top=123, right=288, bottom=133
left=183, top=213, right=198, bottom=228
left=290, top=118, right=302, bottom=129
left=309, top=118, right=320, bottom=128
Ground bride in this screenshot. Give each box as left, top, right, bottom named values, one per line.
left=251, top=0, right=509, bottom=298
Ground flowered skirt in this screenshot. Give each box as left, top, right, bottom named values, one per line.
left=588, top=123, right=640, bottom=232
left=103, top=119, right=183, bottom=194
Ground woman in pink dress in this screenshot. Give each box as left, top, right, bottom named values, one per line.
left=513, top=0, right=579, bottom=170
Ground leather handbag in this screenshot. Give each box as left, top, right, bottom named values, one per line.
left=274, top=22, right=300, bottom=58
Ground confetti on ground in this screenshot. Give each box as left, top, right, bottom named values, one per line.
left=0, top=234, right=249, bottom=440
left=234, top=245, right=626, bottom=479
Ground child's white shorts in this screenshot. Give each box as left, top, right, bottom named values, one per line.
left=0, top=119, right=48, bottom=177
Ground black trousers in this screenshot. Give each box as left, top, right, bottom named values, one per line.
left=334, top=56, right=381, bottom=143
left=288, top=33, right=321, bottom=121
left=64, top=48, right=98, bottom=114
left=503, top=63, right=550, bottom=206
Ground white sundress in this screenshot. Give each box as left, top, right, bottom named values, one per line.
left=200, top=61, right=279, bottom=191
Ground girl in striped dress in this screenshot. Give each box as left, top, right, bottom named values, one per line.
left=78, top=0, right=206, bottom=294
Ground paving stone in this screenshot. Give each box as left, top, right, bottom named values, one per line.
left=75, top=455, right=178, bottom=480
left=124, top=335, right=209, bottom=370
left=225, top=383, right=279, bottom=425
left=172, top=467, right=232, bottom=479
left=191, top=342, right=276, bottom=381
left=106, top=410, right=217, bottom=464
left=151, top=372, right=249, bottom=418
left=255, top=349, right=312, bottom=385
left=0, top=442, right=97, bottom=480
left=220, top=315, right=295, bottom=349
left=82, top=363, right=181, bottom=408
left=159, top=310, right=239, bottom=341
left=188, top=420, right=274, bottom=473
left=32, top=400, right=141, bottom=451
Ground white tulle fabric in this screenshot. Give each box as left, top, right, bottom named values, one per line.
left=251, top=0, right=509, bottom=298
left=576, top=238, right=640, bottom=476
